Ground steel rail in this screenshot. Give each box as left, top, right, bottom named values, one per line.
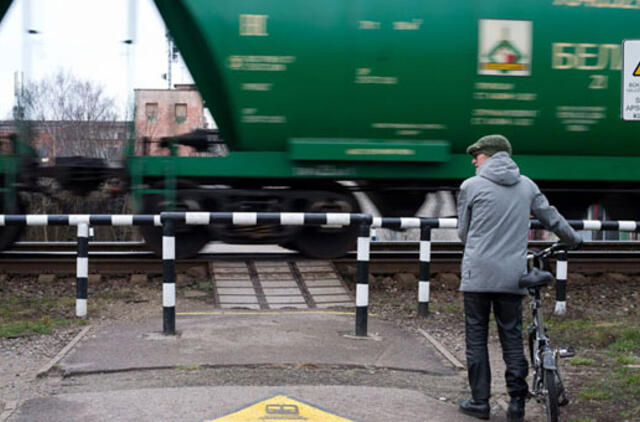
left=0, top=241, right=639, bottom=274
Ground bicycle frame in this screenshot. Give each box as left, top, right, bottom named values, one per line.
left=525, top=244, right=570, bottom=422
left=528, top=287, right=557, bottom=389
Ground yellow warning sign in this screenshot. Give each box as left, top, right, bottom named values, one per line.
left=634, top=62, right=640, bottom=76
left=207, top=394, right=354, bottom=422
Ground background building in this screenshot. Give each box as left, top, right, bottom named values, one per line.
left=134, top=84, right=205, bottom=156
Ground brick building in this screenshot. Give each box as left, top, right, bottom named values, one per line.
left=0, top=120, right=128, bottom=164
left=134, top=84, right=206, bottom=156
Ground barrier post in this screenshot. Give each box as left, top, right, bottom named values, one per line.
left=418, top=221, right=431, bottom=317
left=554, top=250, right=568, bottom=316
left=76, top=223, right=89, bottom=318
left=162, top=217, right=176, bottom=334
left=355, top=219, right=371, bottom=336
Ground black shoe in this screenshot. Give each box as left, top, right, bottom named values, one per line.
left=459, top=399, right=490, bottom=420
left=507, top=396, right=525, bottom=422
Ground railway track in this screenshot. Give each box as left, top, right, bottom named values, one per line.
left=1, top=241, right=639, bottom=274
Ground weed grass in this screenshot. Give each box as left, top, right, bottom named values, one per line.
left=569, top=357, right=596, bottom=366
left=0, top=294, right=81, bottom=338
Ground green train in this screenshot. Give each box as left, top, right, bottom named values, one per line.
left=2, top=0, right=640, bottom=257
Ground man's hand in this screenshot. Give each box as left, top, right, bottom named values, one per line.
left=570, top=240, right=583, bottom=250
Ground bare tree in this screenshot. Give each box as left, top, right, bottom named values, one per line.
left=19, top=69, right=126, bottom=160
left=14, top=69, right=136, bottom=241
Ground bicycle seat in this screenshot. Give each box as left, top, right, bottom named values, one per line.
left=519, top=267, right=555, bottom=289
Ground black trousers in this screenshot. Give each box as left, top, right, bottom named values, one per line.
left=463, top=292, right=529, bottom=401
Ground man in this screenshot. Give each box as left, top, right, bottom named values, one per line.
left=456, top=134, right=581, bottom=421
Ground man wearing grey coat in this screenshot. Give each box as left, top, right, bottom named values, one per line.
left=456, top=135, right=582, bottom=421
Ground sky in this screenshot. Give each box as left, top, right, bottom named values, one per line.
left=0, top=0, right=194, bottom=119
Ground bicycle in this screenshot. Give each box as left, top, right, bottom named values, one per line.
left=519, top=243, right=571, bottom=422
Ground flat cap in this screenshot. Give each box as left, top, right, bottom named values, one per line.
left=466, top=134, right=512, bottom=156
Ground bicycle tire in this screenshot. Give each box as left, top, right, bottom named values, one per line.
left=528, top=326, right=536, bottom=364
left=544, top=369, right=559, bottom=422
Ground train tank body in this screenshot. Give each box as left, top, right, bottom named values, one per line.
left=138, top=0, right=640, bottom=257
left=153, top=0, right=640, bottom=159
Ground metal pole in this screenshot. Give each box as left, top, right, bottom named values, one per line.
left=554, top=251, right=568, bottom=316
left=355, top=221, right=371, bottom=336
left=418, top=222, right=431, bottom=317
left=76, top=223, right=89, bottom=318
left=163, top=218, right=176, bottom=334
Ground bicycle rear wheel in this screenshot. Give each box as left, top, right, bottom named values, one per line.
left=544, top=369, right=559, bottom=422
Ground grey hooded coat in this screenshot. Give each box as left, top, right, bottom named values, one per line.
left=457, top=152, right=581, bottom=295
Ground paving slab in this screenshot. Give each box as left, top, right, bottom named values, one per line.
left=217, top=287, right=257, bottom=295
left=302, top=272, right=340, bottom=280
left=58, top=312, right=455, bottom=375
left=214, top=273, right=251, bottom=280
left=314, top=295, right=352, bottom=303
left=308, top=287, right=350, bottom=295
left=218, top=295, right=259, bottom=304
left=305, top=279, right=344, bottom=287
left=260, top=272, right=297, bottom=281
left=316, top=302, right=353, bottom=308
left=11, top=386, right=479, bottom=422
left=254, top=265, right=291, bottom=273
left=268, top=303, right=309, bottom=310
left=262, top=288, right=302, bottom=295
left=259, top=280, right=298, bottom=287
left=215, top=280, right=254, bottom=288
left=265, top=296, right=306, bottom=304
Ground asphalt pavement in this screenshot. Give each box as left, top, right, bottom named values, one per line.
left=9, top=311, right=485, bottom=422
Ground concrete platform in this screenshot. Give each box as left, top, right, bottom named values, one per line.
left=9, top=312, right=483, bottom=421
left=11, top=386, right=479, bottom=422
left=58, top=312, right=455, bottom=375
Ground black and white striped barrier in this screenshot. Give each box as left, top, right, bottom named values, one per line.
left=356, top=222, right=371, bottom=336
left=163, top=219, right=176, bottom=334
left=370, top=218, right=640, bottom=317
left=2, top=213, right=638, bottom=333
left=0, top=215, right=160, bottom=226
left=554, top=251, right=568, bottom=316
left=531, top=219, right=640, bottom=315
left=76, top=223, right=89, bottom=318
left=0, top=214, right=161, bottom=319
left=160, top=212, right=373, bottom=336
left=371, top=217, right=458, bottom=317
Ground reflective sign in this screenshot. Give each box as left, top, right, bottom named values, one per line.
left=207, top=394, right=353, bottom=422
left=621, top=39, right=640, bottom=121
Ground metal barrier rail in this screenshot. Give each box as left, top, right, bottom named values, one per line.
left=371, top=217, right=640, bottom=317
left=1, top=213, right=638, bottom=336
left=0, top=215, right=160, bottom=319
left=160, top=212, right=373, bottom=335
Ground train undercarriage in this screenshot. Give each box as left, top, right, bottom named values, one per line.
left=0, top=130, right=637, bottom=259
left=129, top=177, right=640, bottom=259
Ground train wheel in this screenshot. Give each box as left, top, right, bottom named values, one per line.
left=139, top=182, right=211, bottom=258
left=293, top=188, right=361, bottom=259
left=367, top=190, right=425, bottom=217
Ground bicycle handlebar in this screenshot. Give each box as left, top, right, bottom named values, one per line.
left=533, top=242, right=568, bottom=259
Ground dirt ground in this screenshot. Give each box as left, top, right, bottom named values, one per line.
left=364, top=271, right=640, bottom=422
left=1, top=269, right=639, bottom=422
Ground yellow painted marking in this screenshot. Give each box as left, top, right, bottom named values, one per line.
left=634, top=62, right=640, bottom=76
left=207, top=394, right=353, bottom=422
left=482, top=63, right=527, bottom=71
left=177, top=310, right=379, bottom=317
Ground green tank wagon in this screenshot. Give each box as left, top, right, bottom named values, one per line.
left=2, top=0, right=639, bottom=257
left=134, top=0, right=640, bottom=256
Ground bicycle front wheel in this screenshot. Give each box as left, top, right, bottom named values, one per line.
left=544, top=369, right=559, bottom=422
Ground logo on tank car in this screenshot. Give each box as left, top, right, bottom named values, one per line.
left=478, top=19, right=532, bottom=77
